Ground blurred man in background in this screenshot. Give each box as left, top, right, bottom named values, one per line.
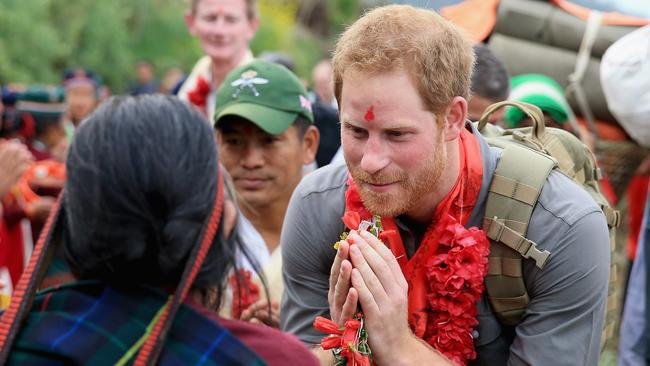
left=129, top=60, right=159, bottom=95
left=179, top=0, right=259, bottom=120
left=62, top=68, right=100, bottom=138
left=467, top=43, right=510, bottom=125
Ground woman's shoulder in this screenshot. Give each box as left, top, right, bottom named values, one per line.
left=188, top=299, right=319, bottom=366
left=217, top=317, right=320, bottom=366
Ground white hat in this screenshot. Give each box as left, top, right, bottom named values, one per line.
left=600, top=25, right=650, bottom=148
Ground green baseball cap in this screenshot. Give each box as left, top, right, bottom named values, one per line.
left=214, top=60, right=314, bottom=134
left=504, top=74, right=571, bottom=128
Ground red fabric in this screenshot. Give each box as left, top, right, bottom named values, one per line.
left=627, top=175, right=650, bottom=260
left=189, top=300, right=320, bottom=366
left=26, top=143, right=52, bottom=162
left=0, top=195, right=27, bottom=288
left=599, top=176, right=618, bottom=206
left=344, top=128, right=489, bottom=364
left=0, top=193, right=26, bottom=288
left=0, top=222, right=25, bottom=288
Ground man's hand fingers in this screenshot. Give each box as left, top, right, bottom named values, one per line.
left=349, top=243, right=389, bottom=307
left=331, top=259, right=352, bottom=321
left=329, top=240, right=350, bottom=291
left=339, top=287, right=358, bottom=322
left=351, top=268, right=379, bottom=317
left=360, top=230, right=408, bottom=290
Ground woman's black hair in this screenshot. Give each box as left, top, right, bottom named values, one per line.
left=62, top=95, right=253, bottom=305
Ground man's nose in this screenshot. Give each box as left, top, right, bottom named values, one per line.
left=241, top=144, right=264, bottom=169
left=359, top=135, right=389, bottom=175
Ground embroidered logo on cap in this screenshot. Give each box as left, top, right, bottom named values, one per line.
left=231, top=70, right=269, bottom=98
left=299, top=95, right=312, bottom=113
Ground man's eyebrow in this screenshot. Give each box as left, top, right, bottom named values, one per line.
left=341, top=118, right=414, bottom=130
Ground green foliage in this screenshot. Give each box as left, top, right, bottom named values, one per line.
left=0, top=0, right=362, bottom=92
left=0, top=0, right=66, bottom=84
left=257, top=0, right=363, bottom=80
left=0, top=0, right=199, bottom=92
left=126, top=0, right=203, bottom=73
left=252, top=0, right=323, bottom=80
left=328, top=0, right=361, bottom=36
left=73, top=1, right=133, bottom=91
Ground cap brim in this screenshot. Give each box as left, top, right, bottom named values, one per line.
left=215, top=103, right=297, bottom=135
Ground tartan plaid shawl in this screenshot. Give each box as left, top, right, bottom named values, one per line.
left=5, top=281, right=267, bottom=365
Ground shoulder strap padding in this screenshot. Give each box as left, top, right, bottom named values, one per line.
left=483, top=218, right=551, bottom=269
left=484, top=145, right=557, bottom=326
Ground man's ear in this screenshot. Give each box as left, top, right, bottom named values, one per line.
left=444, top=96, right=469, bottom=141
left=246, top=16, right=260, bottom=41
left=301, top=126, right=320, bottom=165
left=185, top=11, right=197, bottom=36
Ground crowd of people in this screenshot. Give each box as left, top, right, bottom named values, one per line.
left=0, top=0, right=648, bottom=365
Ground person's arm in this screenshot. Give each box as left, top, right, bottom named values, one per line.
left=508, top=210, right=610, bottom=365
left=0, top=141, right=33, bottom=198
left=240, top=299, right=280, bottom=328
left=280, top=170, right=346, bottom=345
left=310, top=346, right=335, bottom=365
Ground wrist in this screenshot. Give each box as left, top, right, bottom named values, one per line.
left=379, top=333, right=451, bottom=366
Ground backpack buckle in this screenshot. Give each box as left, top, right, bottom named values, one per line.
left=513, top=130, right=526, bottom=142
left=520, top=240, right=551, bottom=269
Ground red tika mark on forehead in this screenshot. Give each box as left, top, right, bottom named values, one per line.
left=217, top=7, right=224, bottom=16
left=364, top=105, right=375, bottom=122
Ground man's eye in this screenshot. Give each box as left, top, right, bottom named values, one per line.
left=225, top=137, right=241, bottom=146
left=346, top=125, right=366, bottom=137
left=263, top=136, right=280, bottom=145
left=225, top=15, right=239, bottom=24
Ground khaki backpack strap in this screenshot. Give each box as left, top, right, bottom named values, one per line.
left=600, top=204, right=621, bottom=229
left=483, top=145, right=557, bottom=326
left=483, top=217, right=551, bottom=269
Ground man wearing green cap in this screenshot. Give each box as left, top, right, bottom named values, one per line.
left=504, top=73, right=573, bottom=130
left=504, top=73, right=595, bottom=150
left=214, top=60, right=319, bottom=325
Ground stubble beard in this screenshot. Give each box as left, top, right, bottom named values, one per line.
left=350, top=140, right=447, bottom=218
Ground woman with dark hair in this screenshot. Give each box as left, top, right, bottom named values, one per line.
left=0, top=95, right=318, bottom=365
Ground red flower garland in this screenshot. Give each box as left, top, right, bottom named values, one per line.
left=314, top=315, right=371, bottom=366
left=186, top=76, right=211, bottom=115
left=229, top=269, right=260, bottom=319
left=422, top=214, right=489, bottom=365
